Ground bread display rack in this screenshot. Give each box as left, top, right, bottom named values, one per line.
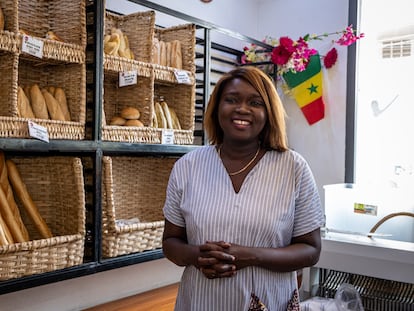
left=0, top=0, right=268, bottom=295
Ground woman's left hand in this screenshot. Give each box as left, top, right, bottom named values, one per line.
left=198, top=241, right=236, bottom=279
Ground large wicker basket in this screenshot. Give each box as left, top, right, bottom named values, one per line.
left=0, top=156, right=86, bottom=280
left=104, top=10, right=155, bottom=65
left=0, top=0, right=86, bottom=63
left=153, top=23, right=196, bottom=83
left=0, top=51, right=86, bottom=140
left=102, top=155, right=177, bottom=258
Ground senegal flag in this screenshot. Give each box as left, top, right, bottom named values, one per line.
left=283, top=54, right=325, bottom=125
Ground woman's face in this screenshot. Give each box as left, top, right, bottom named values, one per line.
left=218, top=78, right=267, bottom=144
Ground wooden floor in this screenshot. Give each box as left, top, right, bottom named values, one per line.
left=83, top=283, right=179, bottom=311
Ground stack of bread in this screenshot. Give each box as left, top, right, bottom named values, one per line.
left=0, top=152, right=53, bottom=246
left=17, top=84, right=71, bottom=121
left=104, top=28, right=134, bottom=60
left=151, top=38, right=182, bottom=69
left=152, top=97, right=181, bottom=130
left=109, top=106, right=144, bottom=127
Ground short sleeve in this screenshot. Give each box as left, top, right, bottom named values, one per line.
left=163, top=159, right=186, bottom=228
left=292, top=154, right=324, bottom=237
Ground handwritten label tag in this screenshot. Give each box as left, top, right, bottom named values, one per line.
left=21, top=35, right=44, bottom=58
left=119, top=71, right=137, bottom=87
left=28, top=120, right=49, bottom=142
left=161, top=129, right=175, bottom=144
left=174, top=70, right=191, bottom=84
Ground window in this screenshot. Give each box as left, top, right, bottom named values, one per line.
left=347, top=0, right=414, bottom=241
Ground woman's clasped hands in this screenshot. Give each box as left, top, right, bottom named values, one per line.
left=198, top=241, right=237, bottom=279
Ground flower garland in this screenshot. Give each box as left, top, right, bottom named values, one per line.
left=241, top=25, right=364, bottom=76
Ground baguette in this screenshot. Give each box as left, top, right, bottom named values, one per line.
left=152, top=37, right=160, bottom=64
left=0, top=185, right=27, bottom=242
left=169, top=107, right=181, bottom=130
left=0, top=152, right=29, bottom=241
left=170, top=40, right=183, bottom=69
left=54, top=87, right=71, bottom=121
left=165, top=41, right=172, bottom=67
left=0, top=212, right=12, bottom=246
left=17, top=86, right=35, bottom=118
left=159, top=40, right=167, bottom=66
left=42, top=89, right=66, bottom=121
left=0, top=7, right=4, bottom=32
left=6, top=160, right=53, bottom=239
left=30, top=84, right=49, bottom=119
left=160, top=100, right=173, bottom=129
left=155, top=101, right=167, bottom=128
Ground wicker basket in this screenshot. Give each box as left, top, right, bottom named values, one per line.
left=0, top=0, right=86, bottom=63
left=104, top=10, right=155, bottom=66
left=154, top=81, right=195, bottom=145
left=0, top=51, right=86, bottom=140
left=102, top=155, right=177, bottom=258
left=101, top=66, right=158, bottom=143
left=153, top=23, right=196, bottom=83
left=0, top=156, right=86, bottom=281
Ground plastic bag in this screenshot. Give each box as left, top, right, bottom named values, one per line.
left=300, top=283, right=364, bottom=311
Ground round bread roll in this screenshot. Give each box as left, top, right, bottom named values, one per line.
left=109, top=116, right=127, bottom=126
left=124, top=119, right=144, bottom=127
left=120, top=107, right=140, bottom=120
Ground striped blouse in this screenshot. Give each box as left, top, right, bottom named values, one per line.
left=163, top=145, right=324, bottom=311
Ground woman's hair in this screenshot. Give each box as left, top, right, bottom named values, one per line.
left=204, top=66, right=288, bottom=151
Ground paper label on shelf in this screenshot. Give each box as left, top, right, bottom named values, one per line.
left=161, top=129, right=174, bottom=144
left=21, top=35, right=44, bottom=58
left=119, top=71, right=137, bottom=87
left=174, top=70, right=191, bottom=84
left=28, top=120, right=49, bottom=143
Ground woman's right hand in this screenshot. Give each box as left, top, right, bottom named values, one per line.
left=197, top=241, right=236, bottom=279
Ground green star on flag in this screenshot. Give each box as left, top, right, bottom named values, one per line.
left=283, top=54, right=325, bottom=125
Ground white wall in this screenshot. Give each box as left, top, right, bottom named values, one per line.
left=0, top=1, right=348, bottom=309
left=257, top=0, right=349, bottom=203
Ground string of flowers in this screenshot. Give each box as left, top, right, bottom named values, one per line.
left=241, top=25, right=364, bottom=77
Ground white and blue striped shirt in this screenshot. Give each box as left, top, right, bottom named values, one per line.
left=163, top=145, right=324, bottom=311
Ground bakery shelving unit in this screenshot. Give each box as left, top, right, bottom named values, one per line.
left=0, top=0, right=272, bottom=295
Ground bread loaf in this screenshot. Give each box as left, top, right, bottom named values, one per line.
left=0, top=152, right=29, bottom=241
left=170, top=40, right=183, bottom=69
left=159, top=40, right=167, bottom=66
left=124, top=119, right=144, bottom=127
left=0, top=212, right=13, bottom=246
left=160, top=100, right=173, bottom=129
left=30, top=84, right=49, bottom=119
left=6, top=160, right=53, bottom=239
left=0, top=185, right=27, bottom=243
left=42, top=89, right=66, bottom=121
left=109, top=116, right=126, bottom=126
left=120, top=107, right=140, bottom=120
left=17, top=86, right=35, bottom=118
left=165, top=41, right=172, bottom=67
left=155, top=101, right=167, bottom=128
left=0, top=7, right=4, bottom=32
left=152, top=37, right=160, bottom=64
left=169, top=107, right=182, bottom=130
left=151, top=109, right=158, bottom=128
left=54, top=87, right=71, bottom=121
left=104, top=33, right=120, bottom=56
left=46, top=31, right=64, bottom=42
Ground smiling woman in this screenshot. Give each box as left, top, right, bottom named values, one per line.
left=161, top=66, right=325, bottom=310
